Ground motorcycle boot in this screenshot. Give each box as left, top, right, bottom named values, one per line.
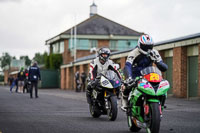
left=121, top=93, right=128, bottom=112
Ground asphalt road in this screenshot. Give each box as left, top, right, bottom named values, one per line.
left=0, top=86, right=200, bottom=133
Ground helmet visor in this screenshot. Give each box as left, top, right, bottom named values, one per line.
left=101, top=53, right=108, bottom=58
left=140, top=44, right=153, bottom=52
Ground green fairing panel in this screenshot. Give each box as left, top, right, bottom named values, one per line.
left=130, top=89, right=142, bottom=106
left=138, top=86, right=156, bottom=96
left=131, top=106, right=144, bottom=123
left=156, top=86, right=170, bottom=96
left=147, top=99, right=160, bottom=102
left=130, top=89, right=144, bottom=123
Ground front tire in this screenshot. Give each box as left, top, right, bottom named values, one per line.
left=89, top=104, right=101, bottom=118
left=149, top=102, right=161, bottom=133
left=107, top=96, right=118, bottom=121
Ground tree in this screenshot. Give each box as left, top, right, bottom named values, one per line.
left=33, top=52, right=45, bottom=65
left=0, top=52, right=12, bottom=70
left=49, top=54, right=62, bottom=69
left=20, top=55, right=31, bottom=66
left=44, top=52, right=50, bottom=68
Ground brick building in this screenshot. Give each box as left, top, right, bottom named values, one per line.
left=45, top=3, right=143, bottom=91
left=59, top=33, right=200, bottom=99
left=46, top=3, right=200, bottom=99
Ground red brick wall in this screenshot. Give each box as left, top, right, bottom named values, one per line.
left=120, top=57, right=127, bottom=69
left=159, top=50, right=165, bottom=61
left=62, top=40, right=69, bottom=65
left=98, top=40, right=109, bottom=48
left=173, top=47, right=187, bottom=98
left=60, top=68, right=65, bottom=90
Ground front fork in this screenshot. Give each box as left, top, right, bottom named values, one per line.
left=143, top=101, right=163, bottom=121
left=104, top=89, right=116, bottom=109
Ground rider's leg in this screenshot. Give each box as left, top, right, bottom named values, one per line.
left=121, top=85, right=130, bottom=111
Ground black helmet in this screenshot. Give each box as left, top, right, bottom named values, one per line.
left=98, top=47, right=110, bottom=64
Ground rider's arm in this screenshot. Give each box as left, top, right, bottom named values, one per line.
left=89, top=60, right=97, bottom=81
left=124, top=49, right=138, bottom=79
left=151, top=49, right=168, bottom=72
left=155, top=61, right=168, bottom=72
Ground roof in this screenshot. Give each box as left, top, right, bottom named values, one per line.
left=155, top=32, right=200, bottom=46
left=90, top=2, right=97, bottom=7
left=63, top=14, right=143, bottom=36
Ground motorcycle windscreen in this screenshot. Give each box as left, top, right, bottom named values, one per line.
left=140, top=66, right=162, bottom=82
left=144, top=73, right=162, bottom=82
left=104, top=70, right=121, bottom=88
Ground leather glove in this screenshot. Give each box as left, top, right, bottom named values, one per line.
left=149, top=49, right=162, bottom=63
left=123, top=77, right=135, bottom=89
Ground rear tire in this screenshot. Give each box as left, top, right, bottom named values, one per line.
left=149, top=102, right=161, bottom=133
left=107, top=96, right=118, bottom=121
left=89, top=104, right=101, bottom=118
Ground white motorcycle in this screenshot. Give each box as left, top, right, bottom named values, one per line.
left=89, top=70, right=121, bottom=121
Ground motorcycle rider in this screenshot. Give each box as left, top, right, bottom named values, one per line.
left=121, top=34, right=168, bottom=111
left=86, top=47, right=121, bottom=104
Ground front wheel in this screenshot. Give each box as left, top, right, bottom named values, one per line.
left=107, top=96, right=118, bottom=121
left=149, top=102, right=161, bottom=133
left=89, top=104, right=101, bottom=118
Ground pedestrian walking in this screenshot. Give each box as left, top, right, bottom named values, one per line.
left=15, top=77, right=18, bottom=93
left=75, top=71, right=81, bottom=92
left=80, top=72, right=87, bottom=92
left=8, top=76, right=14, bottom=86
left=23, top=69, right=30, bottom=93
left=28, top=61, right=41, bottom=98
left=17, top=67, right=25, bottom=93
left=10, top=77, right=15, bottom=92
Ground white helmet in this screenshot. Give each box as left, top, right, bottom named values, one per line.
left=138, top=34, right=154, bottom=55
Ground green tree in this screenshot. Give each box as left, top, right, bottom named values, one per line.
left=44, top=53, right=50, bottom=69
left=20, top=55, right=31, bottom=66
left=0, top=52, right=12, bottom=70
left=33, top=52, right=45, bottom=65
left=49, top=54, right=62, bottom=69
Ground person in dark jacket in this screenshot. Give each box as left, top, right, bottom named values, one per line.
left=23, top=69, right=30, bottom=93
left=28, top=61, right=41, bottom=98
left=80, top=72, right=87, bottom=92
left=17, top=67, right=25, bottom=93
left=75, top=71, right=81, bottom=92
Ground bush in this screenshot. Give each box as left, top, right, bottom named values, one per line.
left=0, top=75, right=4, bottom=82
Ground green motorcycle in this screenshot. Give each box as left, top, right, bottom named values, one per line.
left=125, top=66, right=170, bottom=133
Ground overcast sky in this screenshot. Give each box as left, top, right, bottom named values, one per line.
left=0, top=0, right=200, bottom=59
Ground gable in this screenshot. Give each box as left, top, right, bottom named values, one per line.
left=63, top=14, right=142, bottom=36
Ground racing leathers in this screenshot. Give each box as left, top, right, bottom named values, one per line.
left=86, top=57, right=121, bottom=104
left=124, top=47, right=168, bottom=81
left=121, top=47, right=168, bottom=111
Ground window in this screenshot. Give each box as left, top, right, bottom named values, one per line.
left=77, top=39, right=89, bottom=50
left=60, top=41, right=64, bottom=53
left=110, top=40, right=117, bottom=50
left=109, top=40, right=138, bottom=51
left=68, top=39, right=97, bottom=50
left=90, top=40, right=97, bottom=48
left=53, top=42, right=59, bottom=53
